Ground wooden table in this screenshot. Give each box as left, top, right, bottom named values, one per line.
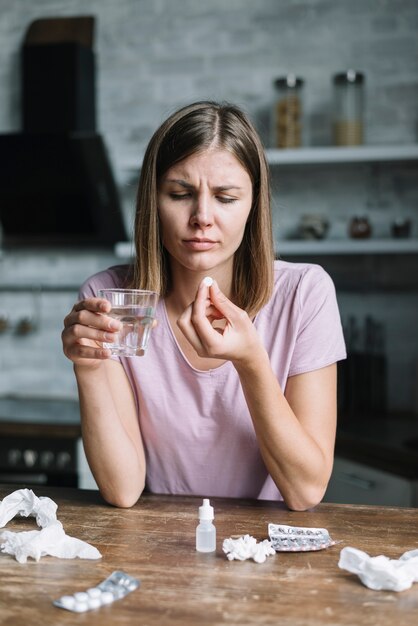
left=1, top=485, right=418, bottom=625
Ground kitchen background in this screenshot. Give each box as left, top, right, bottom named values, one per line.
left=0, top=0, right=418, bottom=498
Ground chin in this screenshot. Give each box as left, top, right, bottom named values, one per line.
left=176, top=253, right=225, bottom=274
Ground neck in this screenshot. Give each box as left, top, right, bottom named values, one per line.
left=164, top=261, right=234, bottom=315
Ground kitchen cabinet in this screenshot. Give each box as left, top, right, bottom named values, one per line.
left=323, top=456, right=418, bottom=507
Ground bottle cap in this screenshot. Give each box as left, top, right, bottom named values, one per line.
left=333, top=70, right=364, bottom=84
left=274, top=74, right=304, bottom=89
left=198, top=498, right=214, bottom=521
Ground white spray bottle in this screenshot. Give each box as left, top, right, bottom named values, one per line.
left=196, top=498, right=216, bottom=553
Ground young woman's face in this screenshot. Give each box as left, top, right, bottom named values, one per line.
left=157, top=148, right=253, bottom=278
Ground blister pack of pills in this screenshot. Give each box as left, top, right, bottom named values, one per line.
left=268, top=523, right=336, bottom=552
left=53, top=570, right=140, bottom=612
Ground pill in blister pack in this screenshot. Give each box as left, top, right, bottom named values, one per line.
left=53, top=570, right=140, bottom=613
left=268, top=523, right=336, bottom=552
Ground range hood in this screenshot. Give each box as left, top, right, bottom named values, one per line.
left=0, top=15, right=127, bottom=247
left=0, top=132, right=126, bottom=246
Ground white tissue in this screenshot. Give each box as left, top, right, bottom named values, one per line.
left=339, top=546, right=418, bottom=592
left=0, top=488, right=57, bottom=528
left=0, top=489, right=101, bottom=563
left=222, top=535, right=276, bottom=564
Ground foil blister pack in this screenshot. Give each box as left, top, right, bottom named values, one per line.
left=53, top=570, right=140, bottom=612
left=268, top=523, right=336, bottom=552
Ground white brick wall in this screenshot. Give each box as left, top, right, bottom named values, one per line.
left=0, top=1, right=417, bottom=412
left=1, top=0, right=417, bottom=151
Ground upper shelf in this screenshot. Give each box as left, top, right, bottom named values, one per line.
left=264, top=144, right=418, bottom=165
left=117, top=144, right=418, bottom=172
left=275, top=238, right=418, bottom=255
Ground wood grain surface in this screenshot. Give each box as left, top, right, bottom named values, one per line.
left=0, top=485, right=418, bottom=625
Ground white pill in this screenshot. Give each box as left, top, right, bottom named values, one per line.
left=74, top=591, right=89, bottom=602
left=88, top=597, right=102, bottom=609
left=59, top=595, right=76, bottom=610
left=127, top=581, right=138, bottom=591
left=73, top=602, right=89, bottom=613
left=203, top=276, right=213, bottom=287
left=87, top=587, right=102, bottom=598
left=101, top=591, right=114, bottom=604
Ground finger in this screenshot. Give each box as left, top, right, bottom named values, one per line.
left=208, top=280, right=245, bottom=323
left=74, top=297, right=111, bottom=313
left=177, top=303, right=206, bottom=354
left=64, top=307, right=121, bottom=332
left=63, top=323, right=119, bottom=345
left=65, top=342, right=112, bottom=361
left=188, top=279, right=225, bottom=350
left=192, top=279, right=220, bottom=327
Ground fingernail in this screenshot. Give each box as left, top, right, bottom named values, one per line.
left=109, top=320, right=120, bottom=330
left=202, top=276, right=213, bottom=287
left=104, top=332, right=114, bottom=341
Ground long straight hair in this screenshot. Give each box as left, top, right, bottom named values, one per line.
left=132, top=101, right=274, bottom=318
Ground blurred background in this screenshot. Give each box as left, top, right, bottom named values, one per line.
left=0, top=0, right=417, bottom=503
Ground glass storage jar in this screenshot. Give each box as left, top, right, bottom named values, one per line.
left=272, top=75, right=304, bottom=148
left=333, top=70, right=365, bottom=146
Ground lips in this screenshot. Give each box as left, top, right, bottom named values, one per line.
left=183, top=238, right=218, bottom=251
left=185, top=238, right=216, bottom=243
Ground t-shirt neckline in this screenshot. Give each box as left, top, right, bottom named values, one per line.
left=160, top=298, right=231, bottom=375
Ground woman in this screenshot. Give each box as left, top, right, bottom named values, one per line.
left=62, top=101, right=346, bottom=510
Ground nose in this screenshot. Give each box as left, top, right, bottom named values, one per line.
left=189, top=192, right=214, bottom=230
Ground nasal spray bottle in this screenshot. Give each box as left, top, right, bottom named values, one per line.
left=196, top=499, right=216, bottom=553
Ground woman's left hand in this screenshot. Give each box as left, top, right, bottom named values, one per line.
left=177, top=278, right=264, bottom=364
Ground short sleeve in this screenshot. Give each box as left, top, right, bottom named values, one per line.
left=78, top=264, right=132, bottom=300
left=288, top=266, right=346, bottom=376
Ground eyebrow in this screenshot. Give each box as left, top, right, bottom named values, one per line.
left=165, top=179, right=243, bottom=192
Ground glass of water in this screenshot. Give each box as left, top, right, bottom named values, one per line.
left=98, top=289, right=159, bottom=357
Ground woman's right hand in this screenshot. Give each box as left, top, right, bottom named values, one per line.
left=62, top=297, right=121, bottom=368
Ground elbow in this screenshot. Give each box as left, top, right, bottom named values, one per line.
left=284, top=484, right=327, bottom=512
left=100, top=481, right=145, bottom=509
left=105, top=493, right=141, bottom=509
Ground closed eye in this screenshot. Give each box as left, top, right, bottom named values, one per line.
left=217, top=196, right=237, bottom=204
left=169, top=192, right=237, bottom=204
left=169, top=193, right=191, bottom=200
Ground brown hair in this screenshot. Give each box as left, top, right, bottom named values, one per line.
left=132, top=101, right=274, bottom=318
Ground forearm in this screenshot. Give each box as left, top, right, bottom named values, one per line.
left=234, top=350, right=334, bottom=511
left=74, top=363, right=146, bottom=507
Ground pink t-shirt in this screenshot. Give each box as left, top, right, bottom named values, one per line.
left=79, top=260, right=346, bottom=501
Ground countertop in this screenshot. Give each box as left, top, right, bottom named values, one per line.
left=0, top=396, right=81, bottom=437
left=1, top=485, right=418, bottom=625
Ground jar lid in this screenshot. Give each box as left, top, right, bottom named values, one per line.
left=274, top=74, right=304, bottom=89
left=333, top=70, right=364, bottom=84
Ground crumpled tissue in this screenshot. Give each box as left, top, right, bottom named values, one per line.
left=222, top=535, right=276, bottom=564
left=339, top=546, right=418, bottom=592
left=0, top=488, right=101, bottom=563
